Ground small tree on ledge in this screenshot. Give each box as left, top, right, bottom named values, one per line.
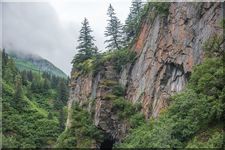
left=104, top=4, right=124, bottom=51
left=72, top=18, right=98, bottom=65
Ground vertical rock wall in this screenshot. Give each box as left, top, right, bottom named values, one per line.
left=66, top=2, right=223, bottom=146
left=125, top=2, right=223, bottom=118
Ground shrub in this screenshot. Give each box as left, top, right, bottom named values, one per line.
left=100, top=80, right=118, bottom=87
left=112, top=98, right=136, bottom=120
left=56, top=103, right=103, bottom=148
left=186, top=130, right=224, bottom=148
left=116, top=56, right=225, bottom=148
left=129, top=113, right=145, bottom=128
left=112, top=84, right=125, bottom=96
left=104, top=94, right=118, bottom=101
left=111, top=49, right=136, bottom=73
left=203, top=35, right=224, bottom=58
left=148, top=2, right=170, bottom=15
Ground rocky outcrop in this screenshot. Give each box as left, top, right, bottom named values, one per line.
left=125, top=2, right=223, bottom=118
left=67, top=62, right=129, bottom=144
left=66, top=2, right=223, bottom=147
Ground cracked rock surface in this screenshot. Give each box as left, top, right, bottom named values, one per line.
left=66, top=2, right=223, bottom=146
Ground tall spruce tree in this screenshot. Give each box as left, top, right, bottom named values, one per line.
left=13, top=74, right=26, bottom=110
left=72, top=18, right=97, bottom=65
left=2, top=48, right=8, bottom=67
left=124, top=0, right=143, bottom=43
left=57, top=79, right=68, bottom=105
left=104, top=4, right=124, bottom=50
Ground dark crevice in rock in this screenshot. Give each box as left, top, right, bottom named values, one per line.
left=100, top=134, right=115, bottom=150
left=161, top=62, right=185, bottom=87
left=185, top=71, right=192, bottom=81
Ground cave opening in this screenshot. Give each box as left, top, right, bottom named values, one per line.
left=100, top=137, right=114, bottom=150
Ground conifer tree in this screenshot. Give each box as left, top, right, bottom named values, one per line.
left=48, top=112, right=53, bottom=120
left=124, top=0, right=143, bottom=43
left=21, top=71, right=28, bottom=86
left=43, top=79, right=50, bottom=91
left=57, top=80, right=68, bottom=105
left=2, top=48, right=8, bottom=67
left=72, top=18, right=97, bottom=65
left=4, top=59, right=17, bottom=83
left=13, top=74, right=26, bottom=110
left=59, top=109, right=65, bottom=131
left=27, top=70, right=33, bottom=81
left=104, top=4, right=124, bottom=50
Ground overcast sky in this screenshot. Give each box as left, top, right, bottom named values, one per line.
left=2, top=0, right=131, bottom=75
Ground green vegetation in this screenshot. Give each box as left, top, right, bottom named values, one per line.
left=186, top=124, right=224, bottom=148
left=124, top=0, right=144, bottom=44
left=149, top=2, right=170, bottom=15
left=112, top=97, right=144, bottom=124
left=105, top=4, right=124, bottom=50
left=93, top=48, right=136, bottom=74
left=203, top=34, right=224, bottom=60
left=14, top=58, right=40, bottom=73
left=9, top=52, right=67, bottom=79
left=125, top=1, right=170, bottom=46
left=71, top=48, right=136, bottom=78
left=3, top=2, right=223, bottom=149
left=72, top=18, right=98, bottom=71
left=55, top=103, right=104, bottom=148
left=2, top=49, right=68, bottom=148
left=115, top=33, right=225, bottom=148
left=101, top=80, right=145, bottom=129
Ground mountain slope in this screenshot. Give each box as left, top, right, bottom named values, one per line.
left=8, top=50, right=67, bottom=78
left=2, top=50, right=69, bottom=148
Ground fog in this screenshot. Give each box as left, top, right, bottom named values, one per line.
left=2, top=0, right=131, bottom=75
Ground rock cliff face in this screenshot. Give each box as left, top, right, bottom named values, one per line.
left=126, top=2, right=223, bottom=118
left=66, top=2, right=223, bottom=146
left=67, top=61, right=129, bottom=145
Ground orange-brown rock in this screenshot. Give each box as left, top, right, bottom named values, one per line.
left=66, top=2, right=223, bottom=147
left=125, top=2, right=223, bottom=118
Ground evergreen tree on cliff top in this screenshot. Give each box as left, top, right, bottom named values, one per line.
left=104, top=4, right=124, bottom=51
left=72, top=18, right=97, bottom=65
left=124, top=0, right=143, bottom=43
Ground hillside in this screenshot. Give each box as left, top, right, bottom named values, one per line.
left=2, top=50, right=69, bottom=148
left=7, top=50, right=67, bottom=78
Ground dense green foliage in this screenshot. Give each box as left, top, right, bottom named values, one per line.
left=149, top=2, right=170, bottom=15
left=116, top=57, right=224, bottom=148
left=115, top=35, right=225, bottom=148
left=56, top=103, right=104, bottom=148
left=2, top=49, right=69, bottom=148
left=101, top=80, right=145, bottom=129
left=186, top=124, right=224, bottom=148
left=203, top=34, right=224, bottom=60
left=93, top=48, right=137, bottom=74
left=71, top=48, right=136, bottom=78
left=8, top=51, right=67, bottom=78
left=124, top=0, right=144, bottom=44
left=112, top=97, right=144, bottom=125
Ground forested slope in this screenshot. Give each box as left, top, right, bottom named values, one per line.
left=2, top=50, right=68, bottom=148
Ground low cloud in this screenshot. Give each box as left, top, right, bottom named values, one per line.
left=2, top=2, right=76, bottom=75
left=2, top=1, right=130, bottom=75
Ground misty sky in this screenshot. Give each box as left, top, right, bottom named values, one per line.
left=1, top=0, right=132, bottom=75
